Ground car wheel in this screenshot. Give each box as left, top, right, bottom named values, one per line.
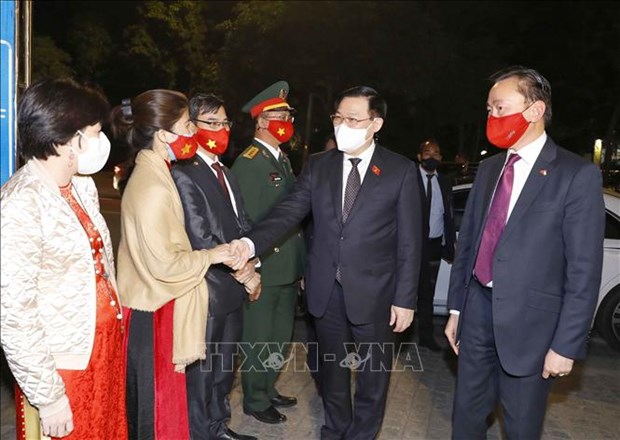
left=595, top=286, right=620, bottom=351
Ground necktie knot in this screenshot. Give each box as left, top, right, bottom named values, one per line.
left=506, top=153, right=521, bottom=168
left=349, top=158, right=362, bottom=168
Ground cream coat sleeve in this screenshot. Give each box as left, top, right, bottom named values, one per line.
left=0, top=187, right=67, bottom=413
left=119, top=168, right=213, bottom=304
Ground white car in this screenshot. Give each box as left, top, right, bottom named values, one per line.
left=433, top=184, right=620, bottom=351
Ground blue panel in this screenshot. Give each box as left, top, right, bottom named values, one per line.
left=1, top=1, right=16, bottom=186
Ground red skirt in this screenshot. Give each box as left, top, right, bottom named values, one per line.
left=16, top=275, right=127, bottom=440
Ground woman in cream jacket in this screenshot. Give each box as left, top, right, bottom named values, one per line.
left=1, top=79, right=127, bottom=439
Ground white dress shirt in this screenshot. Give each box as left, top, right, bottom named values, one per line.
left=196, top=149, right=240, bottom=218
left=451, top=132, right=547, bottom=314
left=419, top=166, right=445, bottom=239
left=342, top=142, right=376, bottom=210
left=505, top=132, right=547, bottom=220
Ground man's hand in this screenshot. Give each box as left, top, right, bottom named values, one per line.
left=389, top=305, right=414, bottom=333
left=232, top=259, right=257, bottom=284
left=40, top=401, right=73, bottom=438
left=244, top=273, right=262, bottom=301
left=542, top=348, right=574, bottom=379
left=444, top=314, right=459, bottom=355
left=228, top=239, right=252, bottom=271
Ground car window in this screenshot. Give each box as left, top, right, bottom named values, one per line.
left=452, top=189, right=470, bottom=231
left=605, top=211, right=620, bottom=239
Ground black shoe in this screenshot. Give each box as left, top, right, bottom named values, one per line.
left=243, top=405, right=287, bottom=424
left=269, top=393, right=297, bottom=408
left=419, top=338, right=442, bottom=352
left=216, top=428, right=257, bottom=440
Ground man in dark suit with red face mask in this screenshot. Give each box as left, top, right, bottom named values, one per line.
left=172, top=93, right=260, bottom=440
left=444, top=66, right=605, bottom=439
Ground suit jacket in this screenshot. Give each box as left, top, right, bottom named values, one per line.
left=231, top=141, right=305, bottom=287
left=172, top=156, right=252, bottom=316
left=447, top=137, right=605, bottom=376
left=247, top=145, right=424, bottom=324
left=418, top=169, right=456, bottom=261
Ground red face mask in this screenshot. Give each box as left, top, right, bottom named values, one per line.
left=195, top=127, right=230, bottom=156
left=486, top=112, right=530, bottom=149
left=266, top=120, right=294, bottom=143
left=167, top=132, right=199, bottom=160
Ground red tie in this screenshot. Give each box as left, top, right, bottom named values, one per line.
left=211, top=162, right=231, bottom=204
left=474, top=153, right=521, bottom=285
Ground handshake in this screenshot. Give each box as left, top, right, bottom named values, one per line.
left=209, top=239, right=260, bottom=301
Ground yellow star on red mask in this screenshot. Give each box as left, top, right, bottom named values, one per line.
left=277, top=128, right=286, bottom=136
left=181, top=143, right=192, bottom=156
left=207, top=139, right=217, bottom=149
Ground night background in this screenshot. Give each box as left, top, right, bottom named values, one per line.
left=32, top=0, right=620, bottom=174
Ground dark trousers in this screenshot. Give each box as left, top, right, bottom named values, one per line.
left=126, top=310, right=155, bottom=440
left=314, top=282, right=394, bottom=440
left=453, top=280, right=553, bottom=439
left=185, top=307, right=243, bottom=440
left=417, top=237, right=443, bottom=341
left=305, top=305, right=322, bottom=391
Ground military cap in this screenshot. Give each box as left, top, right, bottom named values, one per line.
left=242, top=80, right=295, bottom=118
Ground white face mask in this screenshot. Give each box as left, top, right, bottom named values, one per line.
left=334, top=123, right=373, bottom=154
left=75, top=130, right=111, bottom=175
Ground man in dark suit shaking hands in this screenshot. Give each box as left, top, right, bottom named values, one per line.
left=172, top=94, right=260, bottom=440
left=444, top=66, right=605, bottom=439
left=230, top=86, right=424, bottom=439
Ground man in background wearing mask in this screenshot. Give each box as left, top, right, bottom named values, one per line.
left=415, top=139, right=455, bottom=351
left=231, top=81, right=305, bottom=425
left=172, top=93, right=260, bottom=440
left=230, top=85, right=423, bottom=439
left=444, top=66, right=604, bottom=438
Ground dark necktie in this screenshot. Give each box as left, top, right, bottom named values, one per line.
left=342, top=158, right=362, bottom=223
left=474, top=153, right=521, bottom=285
left=426, top=174, right=434, bottom=215
left=337, top=158, right=362, bottom=283
left=211, top=162, right=231, bottom=204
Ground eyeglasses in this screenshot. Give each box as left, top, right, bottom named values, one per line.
left=194, top=119, right=234, bottom=130
left=260, top=113, right=295, bottom=123
left=330, top=115, right=374, bottom=127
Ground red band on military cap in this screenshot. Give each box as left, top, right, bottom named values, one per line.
left=251, top=97, right=290, bottom=118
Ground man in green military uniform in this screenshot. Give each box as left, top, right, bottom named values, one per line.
left=231, top=81, right=305, bottom=425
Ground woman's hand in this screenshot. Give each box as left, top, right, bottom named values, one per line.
left=40, top=400, right=74, bottom=438
left=208, top=244, right=232, bottom=265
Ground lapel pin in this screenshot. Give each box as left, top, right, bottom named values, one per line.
left=539, top=169, right=548, bottom=176
left=372, top=165, right=381, bottom=176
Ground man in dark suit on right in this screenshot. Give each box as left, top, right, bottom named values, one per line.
left=416, top=139, right=455, bottom=351
left=444, top=66, right=605, bottom=439
left=230, top=86, right=423, bottom=439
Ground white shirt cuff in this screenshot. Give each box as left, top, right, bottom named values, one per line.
left=240, top=237, right=256, bottom=259
left=449, top=309, right=460, bottom=316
